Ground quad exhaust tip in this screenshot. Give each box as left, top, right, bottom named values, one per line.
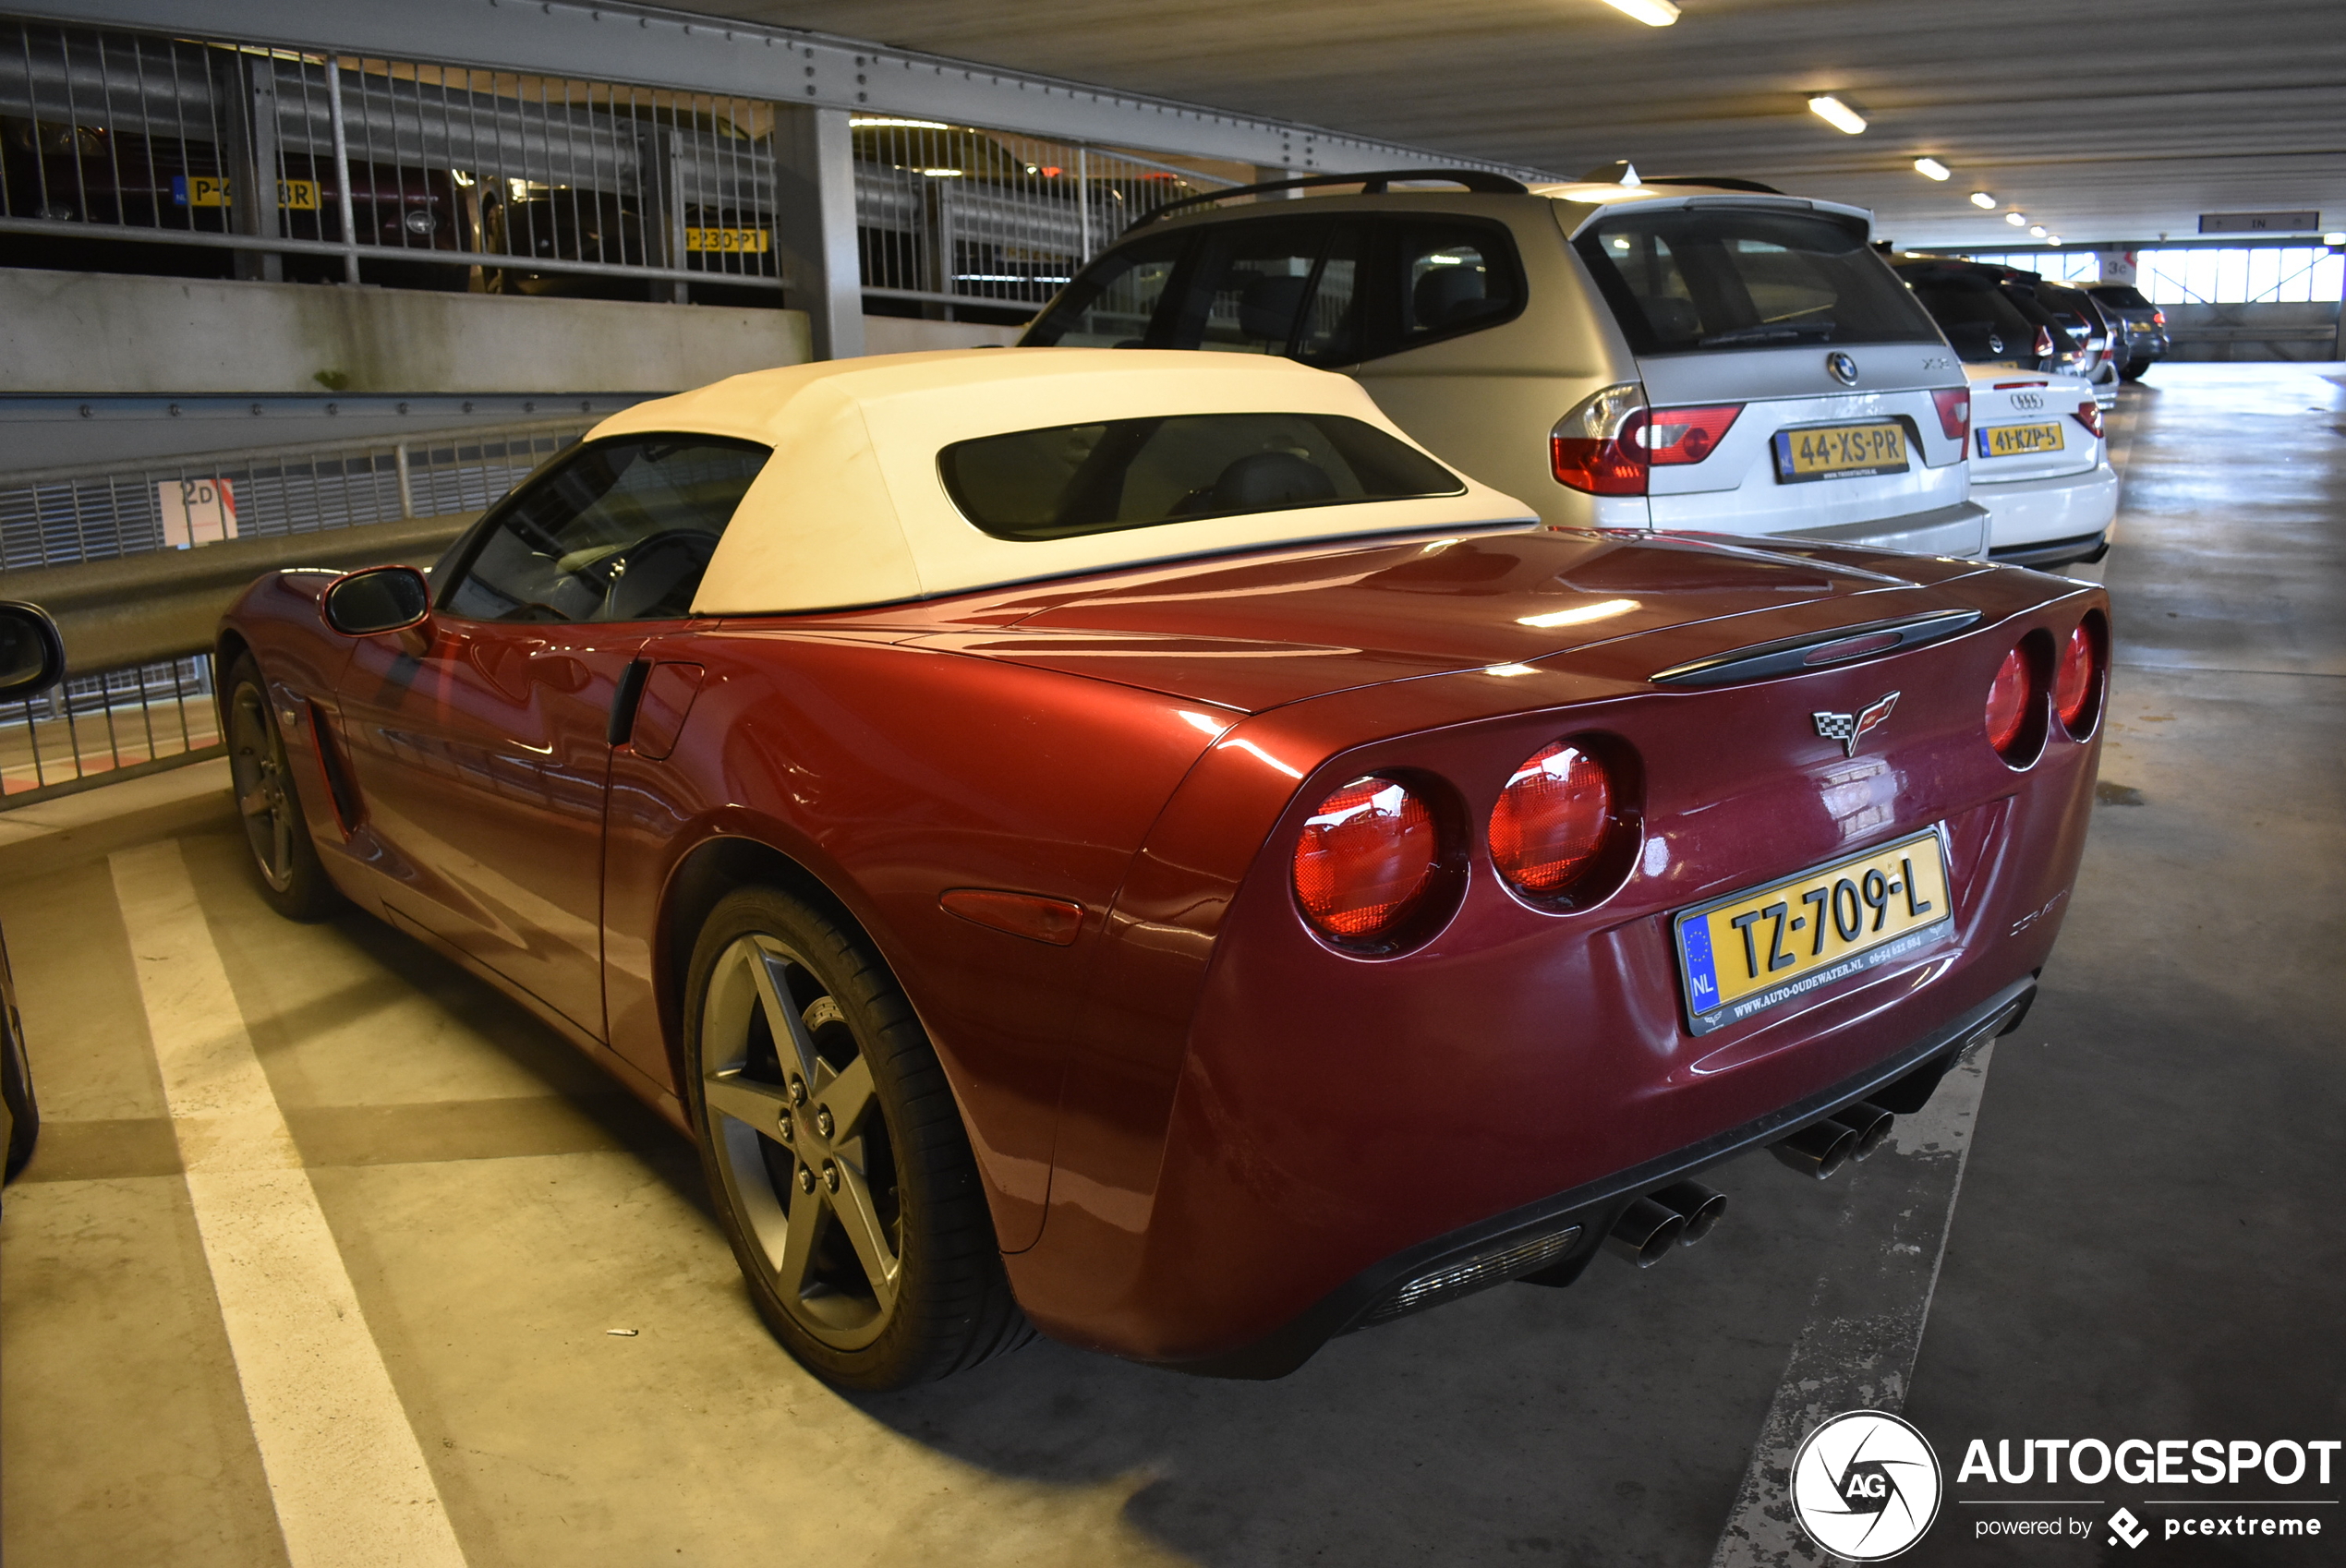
left=1652, top=1179, right=1728, bottom=1244
left=1771, top=1101, right=1896, bottom=1179
left=1603, top=1198, right=1687, bottom=1267
left=1605, top=1180, right=1729, bottom=1265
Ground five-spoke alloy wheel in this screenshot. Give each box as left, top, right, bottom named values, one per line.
left=684, top=887, right=1026, bottom=1390
left=224, top=655, right=339, bottom=920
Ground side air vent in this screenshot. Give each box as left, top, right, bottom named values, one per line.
left=1649, top=609, right=1981, bottom=689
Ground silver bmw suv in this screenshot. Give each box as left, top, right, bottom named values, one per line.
left=1021, top=170, right=1984, bottom=558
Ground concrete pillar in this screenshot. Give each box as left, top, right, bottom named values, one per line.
left=1253, top=165, right=1300, bottom=198
left=770, top=104, right=865, bottom=360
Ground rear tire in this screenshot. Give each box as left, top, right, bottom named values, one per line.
left=683, top=886, right=1029, bottom=1391
left=2120, top=359, right=2154, bottom=383
left=224, top=656, right=342, bottom=922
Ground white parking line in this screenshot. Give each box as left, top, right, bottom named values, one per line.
left=1708, top=1043, right=1996, bottom=1568
left=111, top=841, right=468, bottom=1568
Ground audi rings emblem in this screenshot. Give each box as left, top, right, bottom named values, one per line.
left=1826, top=351, right=1860, bottom=386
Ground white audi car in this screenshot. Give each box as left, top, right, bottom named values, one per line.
left=1965, top=367, right=2118, bottom=569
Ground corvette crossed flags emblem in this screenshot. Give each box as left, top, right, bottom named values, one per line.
left=1814, top=693, right=1900, bottom=757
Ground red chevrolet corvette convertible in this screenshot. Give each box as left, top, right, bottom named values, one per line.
left=218, top=350, right=2104, bottom=1390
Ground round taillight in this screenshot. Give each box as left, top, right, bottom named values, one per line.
left=2055, top=623, right=2098, bottom=730
left=1291, top=777, right=1438, bottom=945
left=1985, top=645, right=2031, bottom=757
left=1489, top=741, right=1614, bottom=896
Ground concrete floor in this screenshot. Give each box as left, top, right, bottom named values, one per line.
left=3, top=363, right=2340, bottom=1568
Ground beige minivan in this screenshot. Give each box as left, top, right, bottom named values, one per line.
left=1020, top=170, right=1985, bottom=558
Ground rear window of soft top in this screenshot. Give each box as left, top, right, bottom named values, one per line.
left=1575, top=207, right=1941, bottom=355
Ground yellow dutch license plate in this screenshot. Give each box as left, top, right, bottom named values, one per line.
left=685, top=226, right=770, bottom=253
left=1674, top=829, right=1953, bottom=1034
left=1772, top=422, right=1909, bottom=483
left=1979, top=421, right=2066, bottom=458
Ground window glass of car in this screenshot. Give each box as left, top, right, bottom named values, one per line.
left=937, top=412, right=1462, bottom=539
left=439, top=436, right=769, bottom=623
left=1576, top=208, right=1940, bottom=354
left=2088, top=284, right=2152, bottom=310
left=1020, top=231, right=1189, bottom=347
left=1167, top=220, right=1368, bottom=365
left=1894, top=264, right=2069, bottom=363
left=1396, top=223, right=1523, bottom=345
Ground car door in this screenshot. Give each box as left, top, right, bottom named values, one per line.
left=333, top=432, right=769, bottom=1038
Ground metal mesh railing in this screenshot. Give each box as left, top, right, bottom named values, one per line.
left=853, top=118, right=1243, bottom=309
left=0, top=17, right=785, bottom=296
left=2, top=14, right=1260, bottom=314
left=0, top=416, right=586, bottom=570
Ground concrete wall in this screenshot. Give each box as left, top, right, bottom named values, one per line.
left=858, top=315, right=1027, bottom=356
left=0, top=270, right=812, bottom=394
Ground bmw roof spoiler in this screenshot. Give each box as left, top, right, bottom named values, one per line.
left=1123, top=168, right=1530, bottom=234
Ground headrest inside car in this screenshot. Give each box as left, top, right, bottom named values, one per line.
left=1413, top=267, right=1494, bottom=332
left=1212, top=451, right=1337, bottom=512
left=1639, top=296, right=1702, bottom=340
left=1237, top=273, right=1312, bottom=342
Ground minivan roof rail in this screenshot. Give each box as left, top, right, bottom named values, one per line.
left=1124, top=168, right=1531, bottom=232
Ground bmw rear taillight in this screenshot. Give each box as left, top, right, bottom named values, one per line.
left=2056, top=619, right=2104, bottom=735
left=1646, top=404, right=1743, bottom=465
left=1552, top=383, right=1650, bottom=495
left=1489, top=741, right=1615, bottom=897
left=1985, top=645, right=2036, bottom=761
left=1932, top=387, right=1971, bottom=442
left=1292, top=777, right=1439, bottom=945
left=2073, top=399, right=2103, bottom=439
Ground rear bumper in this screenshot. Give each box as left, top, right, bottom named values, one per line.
left=1976, top=463, right=2120, bottom=550
left=1992, top=531, right=2111, bottom=570
left=1177, top=978, right=2037, bottom=1379
left=1767, top=499, right=1990, bottom=560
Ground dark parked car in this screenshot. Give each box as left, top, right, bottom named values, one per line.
left=1893, top=258, right=2077, bottom=371
left=0, top=601, right=67, bottom=1197
left=2086, top=283, right=2171, bottom=380
left=218, top=350, right=2105, bottom=1390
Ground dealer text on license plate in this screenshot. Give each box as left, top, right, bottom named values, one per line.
left=1979, top=421, right=2065, bottom=458
left=1772, top=422, right=1909, bottom=483
left=1673, top=829, right=1953, bottom=1034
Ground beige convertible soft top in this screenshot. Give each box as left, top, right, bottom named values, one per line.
left=586, top=347, right=1537, bottom=616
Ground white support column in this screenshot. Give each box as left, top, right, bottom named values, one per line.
left=771, top=103, right=865, bottom=360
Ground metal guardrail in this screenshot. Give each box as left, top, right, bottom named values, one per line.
left=0, top=416, right=584, bottom=571
left=0, top=510, right=476, bottom=806
left=0, top=413, right=572, bottom=804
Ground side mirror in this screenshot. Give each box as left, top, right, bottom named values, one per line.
left=0, top=600, right=65, bottom=701
left=322, top=565, right=431, bottom=637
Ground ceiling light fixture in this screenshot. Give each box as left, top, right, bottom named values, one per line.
left=1969, top=190, right=1998, bottom=210
left=2327, top=231, right=2346, bottom=246
left=2006, top=211, right=2027, bottom=226
left=1913, top=157, right=1951, bottom=181
left=1807, top=94, right=1868, bottom=135
left=2029, top=224, right=2047, bottom=237
left=2046, top=235, right=2063, bottom=246
left=851, top=116, right=950, bottom=130
left=1598, top=0, right=1681, bottom=25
